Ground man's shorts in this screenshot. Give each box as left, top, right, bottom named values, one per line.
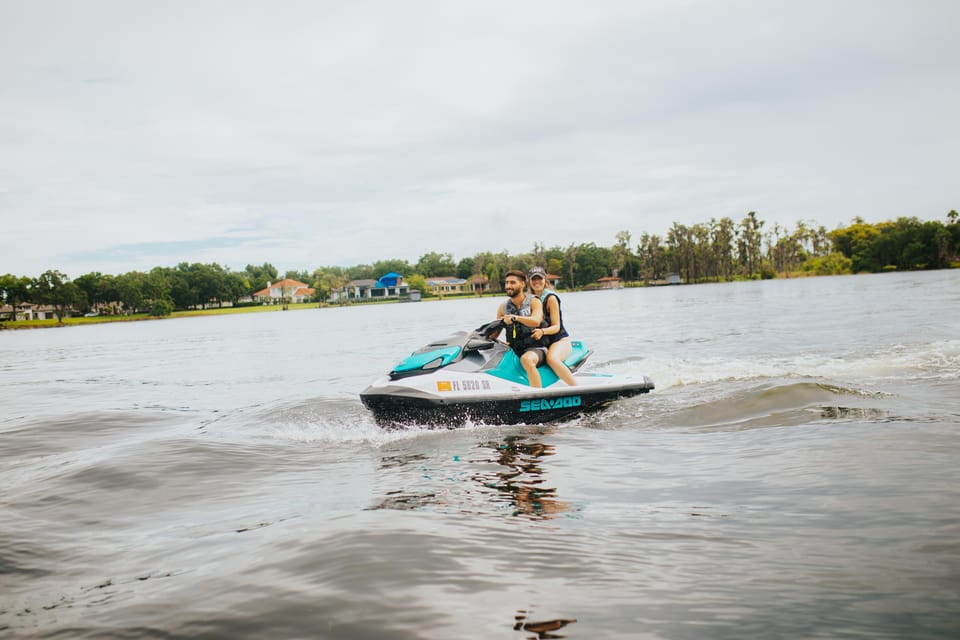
left=522, top=347, right=548, bottom=365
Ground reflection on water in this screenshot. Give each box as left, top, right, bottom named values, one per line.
left=514, top=609, right=577, bottom=639
left=367, top=432, right=571, bottom=520
left=476, top=433, right=570, bottom=520
left=819, top=405, right=889, bottom=420
left=379, top=451, right=429, bottom=468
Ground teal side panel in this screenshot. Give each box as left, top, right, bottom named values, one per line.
left=486, top=341, right=590, bottom=387
left=486, top=350, right=530, bottom=385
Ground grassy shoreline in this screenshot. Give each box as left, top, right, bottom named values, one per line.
left=0, top=297, right=466, bottom=330
left=0, top=301, right=340, bottom=330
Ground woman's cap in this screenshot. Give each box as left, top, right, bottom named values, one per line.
left=528, top=266, right=547, bottom=279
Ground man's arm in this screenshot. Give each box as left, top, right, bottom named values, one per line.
left=513, top=297, right=543, bottom=326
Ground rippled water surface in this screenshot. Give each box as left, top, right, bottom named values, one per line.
left=2, top=271, right=959, bottom=639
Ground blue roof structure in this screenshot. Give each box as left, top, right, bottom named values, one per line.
left=377, top=272, right=403, bottom=287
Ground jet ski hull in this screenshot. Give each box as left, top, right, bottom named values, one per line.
left=361, top=371, right=654, bottom=427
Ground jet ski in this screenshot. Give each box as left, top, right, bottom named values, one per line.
left=360, top=320, right=654, bottom=427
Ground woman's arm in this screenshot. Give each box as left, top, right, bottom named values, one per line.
left=543, top=295, right=561, bottom=335
left=532, top=295, right=560, bottom=340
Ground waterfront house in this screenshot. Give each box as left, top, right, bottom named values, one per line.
left=467, top=274, right=490, bottom=294
left=0, top=303, right=71, bottom=321
left=426, top=276, right=467, bottom=295
left=372, top=272, right=409, bottom=298
left=253, top=279, right=315, bottom=304
left=332, top=273, right=410, bottom=302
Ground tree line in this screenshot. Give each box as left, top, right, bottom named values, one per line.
left=2, top=211, right=957, bottom=320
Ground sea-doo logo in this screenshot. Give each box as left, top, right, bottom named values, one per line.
left=519, top=396, right=582, bottom=412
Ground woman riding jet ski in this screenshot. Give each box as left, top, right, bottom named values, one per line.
left=360, top=319, right=654, bottom=427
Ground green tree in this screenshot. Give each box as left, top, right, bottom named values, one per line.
left=0, top=274, right=32, bottom=321
left=738, top=211, right=764, bottom=278
left=830, top=221, right=882, bottom=272
left=345, top=264, right=375, bottom=280
left=948, top=211, right=960, bottom=259
left=636, top=232, right=666, bottom=282
left=416, top=252, right=457, bottom=277
left=573, top=243, right=613, bottom=285
left=373, top=259, right=413, bottom=278
left=542, top=245, right=567, bottom=286
left=613, top=230, right=634, bottom=281
left=225, top=272, right=250, bottom=305
left=472, top=253, right=487, bottom=278
left=199, top=263, right=227, bottom=308
left=244, top=263, right=279, bottom=293
left=115, top=271, right=148, bottom=313
left=531, top=242, right=546, bottom=270
left=766, top=222, right=806, bottom=275
left=33, top=270, right=82, bottom=323
left=801, top=252, right=853, bottom=275
left=484, top=263, right=502, bottom=293
left=173, top=263, right=230, bottom=308
left=312, top=266, right=348, bottom=302
left=481, top=251, right=511, bottom=292
left=284, top=270, right=312, bottom=284
left=149, top=298, right=174, bottom=316
left=692, top=223, right=711, bottom=282
left=826, top=216, right=958, bottom=272
left=456, top=257, right=475, bottom=280
left=546, top=258, right=564, bottom=282
left=405, top=274, right=429, bottom=296
left=72, top=272, right=102, bottom=313
left=96, top=274, right=120, bottom=313
left=666, top=223, right=693, bottom=282
left=793, top=219, right=829, bottom=263
left=563, top=244, right=579, bottom=289
left=710, top=217, right=736, bottom=281
left=155, top=266, right=196, bottom=310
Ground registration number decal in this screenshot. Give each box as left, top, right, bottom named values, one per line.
left=437, top=379, right=492, bottom=392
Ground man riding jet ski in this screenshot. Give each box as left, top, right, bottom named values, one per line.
left=360, top=319, right=654, bottom=427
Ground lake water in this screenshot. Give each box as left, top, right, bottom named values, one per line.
left=1, top=271, right=958, bottom=639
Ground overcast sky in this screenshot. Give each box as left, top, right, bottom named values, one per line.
left=2, top=0, right=957, bottom=278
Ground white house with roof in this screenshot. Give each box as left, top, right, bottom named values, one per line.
left=0, top=303, right=65, bottom=321
left=426, top=276, right=467, bottom=294
left=252, top=279, right=315, bottom=303
left=331, top=273, right=409, bottom=302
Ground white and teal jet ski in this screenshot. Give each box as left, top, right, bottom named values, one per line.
left=360, top=320, right=654, bottom=427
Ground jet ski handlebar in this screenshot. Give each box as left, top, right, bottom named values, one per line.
left=472, top=319, right=506, bottom=338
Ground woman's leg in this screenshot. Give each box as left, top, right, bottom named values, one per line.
left=546, top=338, right=576, bottom=386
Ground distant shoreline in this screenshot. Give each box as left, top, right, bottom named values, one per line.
left=2, top=268, right=951, bottom=331
left=0, top=297, right=452, bottom=330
